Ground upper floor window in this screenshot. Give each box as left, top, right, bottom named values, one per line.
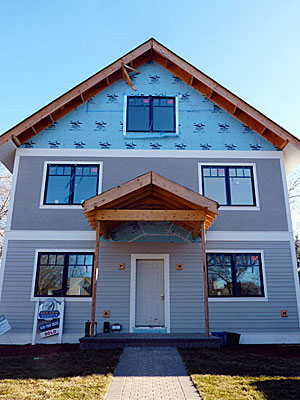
left=126, top=96, right=176, bottom=133
left=207, top=253, right=264, bottom=297
left=44, top=164, right=100, bottom=205
left=202, top=166, right=256, bottom=206
left=34, top=252, right=94, bottom=297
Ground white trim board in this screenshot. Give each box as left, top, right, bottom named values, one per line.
left=206, top=249, right=268, bottom=301
left=198, top=162, right=260, bottom=211
left=130, top=254, right=170, bottom=333
left=3, top=230, right=292, bottom=242
left=39, top=161, right=103, bottom=209
left=16, top=148, right=283, bottom=159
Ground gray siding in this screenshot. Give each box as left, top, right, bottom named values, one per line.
left=1, top=240, right=298, bottom=343
left=11, top=156, right=288, bottom=232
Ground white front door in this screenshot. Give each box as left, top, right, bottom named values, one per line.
left=135, top=259, right=165, bottom=327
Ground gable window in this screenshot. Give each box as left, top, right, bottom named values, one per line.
left=207, top=253, right=264, bottom=297
left=35, top=253, right=94, bottom=297
left=44, top=164, right=100, bottom=205
left=202, top=166, right=256, bottom=206
left=126, top=96, right=176, bottom=132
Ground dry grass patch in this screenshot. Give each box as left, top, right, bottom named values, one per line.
left=0, top=348, right=121, bottom=400
left=179, top=347, right=300, bottom=400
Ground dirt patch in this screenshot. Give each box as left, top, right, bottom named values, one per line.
left=0, top=343, right=79, bottom=357
left=221, top=344, right=300, bottom=359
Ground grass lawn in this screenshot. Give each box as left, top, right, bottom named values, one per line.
left=180, top=347, right=300, bottom=400
left=0, top=348, right=121, bottom=400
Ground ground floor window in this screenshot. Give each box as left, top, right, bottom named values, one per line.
left=35, top=253, right=94, bottom=297
left=207, top=253, right=264, bottom=297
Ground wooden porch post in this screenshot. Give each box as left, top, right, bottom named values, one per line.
left=91, top=221, right=101, bottom=337
left=201, top=222, right=210, bottom=337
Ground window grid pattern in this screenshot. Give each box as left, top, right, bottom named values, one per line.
left=35, top=253, right=94, bottom=297
left=44, top=164, right=99, bottom=205
left=126, top=96, right=176, bottom=133
left=207, top=253, right=264, bottom=298
left=202, top=166, right=256, bottom=206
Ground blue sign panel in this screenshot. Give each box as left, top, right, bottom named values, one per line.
left=39, top=310, right=60, bottom=320
left=39, top=319, right=60, bottom=332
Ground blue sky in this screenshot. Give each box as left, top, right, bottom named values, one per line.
left=0, top=0, right=300, bottom=138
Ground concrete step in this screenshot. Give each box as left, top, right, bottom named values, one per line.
left=79, top=333, right=221, bottom=350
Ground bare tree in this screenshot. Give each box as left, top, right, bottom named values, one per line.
left=0, top=163, right=12, bottom=262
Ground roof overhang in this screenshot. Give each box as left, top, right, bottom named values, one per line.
left=82, top=171, right=219, bottom=239
left=0, top=38, right=299, bottom=158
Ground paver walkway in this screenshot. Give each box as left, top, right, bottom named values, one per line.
left=105, top=347, right=201, bottom=400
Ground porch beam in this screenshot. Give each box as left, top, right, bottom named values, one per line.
left=201, top=222, right=210, bottom=337
left=90, top=221, right=101, bottom=337
left=95, top=209, right=205, bottom=221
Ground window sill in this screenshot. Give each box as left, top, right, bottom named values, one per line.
left=39, top=205, right=83, bottom=210
left=219, top=206, right=260, bottom=211
left=31, top=297, right=92, bottom=302
left=208, top=297, right=268, bottom=302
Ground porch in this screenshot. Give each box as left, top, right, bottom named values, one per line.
left=81, top=171, right=219, bottom=340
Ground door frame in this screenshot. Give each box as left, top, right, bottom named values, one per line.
left=130, top=254, right=170, bottom=333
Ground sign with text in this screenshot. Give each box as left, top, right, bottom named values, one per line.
left=40, top=328, right=59, bottom=338
left=39, top=319, right=60, bottom=332
left=0, top=315, right=11, bottom=336
left=38, top=299, right=61, bottom=321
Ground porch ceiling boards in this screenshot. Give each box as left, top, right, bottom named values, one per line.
left=82, top=171, right=219, bottom=239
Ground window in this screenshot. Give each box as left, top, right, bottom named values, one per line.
left=44, top=164, right=99, bottom=205
left=202, top=166, right=256, bottom=206
left=126, top=96, right=176, bottom=132
left=207, top=253, right=264, bottom=297
left=35, top=253, right=94, bottom=297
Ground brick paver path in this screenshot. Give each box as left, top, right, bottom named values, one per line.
left=105, top=347, right=201, bottom=400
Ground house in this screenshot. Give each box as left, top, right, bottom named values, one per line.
left=0, top=38, right=300, bottom=345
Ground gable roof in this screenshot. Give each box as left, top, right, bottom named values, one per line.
left=82, top=171, right=219, bottom=236
left=0, top=38, right=299, bottom=152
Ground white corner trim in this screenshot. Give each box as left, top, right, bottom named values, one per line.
left=198, top=162, right=260, bottom=210
left=279, top=154, right=293, bottom=233
left=16, top=147, right=283, bottom=159
left=39, top=161, right=103, bottom=209
left=206, top=249, right=268, bottom=301
left=130, top=254, right=170, bottom=333
left=5, top=150, right=20, bottom=231
left=30, top=248, right=95, bottom=300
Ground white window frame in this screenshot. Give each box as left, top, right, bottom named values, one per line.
left=130, top=254, right=170, bottom=333
left=39, top=161, right=103, bottom=209
left=198, top=162, right=260, bottom=211
left=31, top=248, right=95, bottom=302
left=206, top=249, right=268, bottom=302
left=123, top=95, right=179, bottom=136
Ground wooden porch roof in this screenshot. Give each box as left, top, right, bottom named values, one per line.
left=82, top=171, right=219, bottom=239
left=0, top=38, right=299, bottom=151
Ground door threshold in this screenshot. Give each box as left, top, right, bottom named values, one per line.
left=133, top=327, right=167, bottom=334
